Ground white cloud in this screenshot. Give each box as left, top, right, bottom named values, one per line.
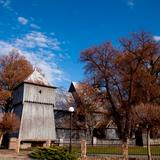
left=15, top=31, right=60, bottom=50
left=153, top=36, right=160, bottom=41
left=17, top=17, right=28, bottom=25
left=0, top=41, right=13, bottom=55
left=127, top=0, right=135, bottom=7
left=0, top=31, right=68, bottom=85
left=0, top=0, right=10, bottom=9
left=38, top=61, right=63, bottom=82
left=30, top=23, right=40, bottom=29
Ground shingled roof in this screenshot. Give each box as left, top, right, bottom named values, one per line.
left=24, top=69, right=52, bottom=87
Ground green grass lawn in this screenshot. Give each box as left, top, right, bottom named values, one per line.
left=72, top=145, right=160, bottom=155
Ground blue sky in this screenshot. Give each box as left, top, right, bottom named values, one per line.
left=0, top=0, right=160, bottom=89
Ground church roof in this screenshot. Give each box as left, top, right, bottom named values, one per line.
left=55, top=89, right=76, bottom=111
left=24, top=70, right=51, bottom=86
left=68, top=81, right=80, bottom=93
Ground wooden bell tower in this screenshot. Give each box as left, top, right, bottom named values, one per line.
left=12, top=70, right=56, bottom=149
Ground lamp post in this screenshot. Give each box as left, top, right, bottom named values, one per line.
left=69, top=106, right=74, bottom=153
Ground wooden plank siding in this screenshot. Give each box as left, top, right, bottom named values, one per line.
left=13, top=85, right=24, bottom=105
left=23, top=83, right=55, bottom=104
left=19, top=102, right=56, bottom=141
left=12, top=81, right=56, bottom=142
left=13, top=104, right=23, bottom=119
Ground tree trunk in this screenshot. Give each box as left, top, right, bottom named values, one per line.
left=122, top=138, right=129, bottom=160
left=147, top=128, right=151, bottom=160
left=0, top=134, right=3, bottom=147
left=135, top=127, right=143, bottom=146
left=91, top=128, right=94, bottom=145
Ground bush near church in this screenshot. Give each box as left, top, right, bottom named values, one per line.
left=29, top=146, right=78, bottom=160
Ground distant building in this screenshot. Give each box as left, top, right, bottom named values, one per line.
left=68, top=82, right=119, bottom=142
left=68, top=82, right=160, bottom=146
left=54, top=88, right=86, bottom=142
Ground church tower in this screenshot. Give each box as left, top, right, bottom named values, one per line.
left=12, top=70, right=56, bottom=149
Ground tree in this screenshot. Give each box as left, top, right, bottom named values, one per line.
left=0, top=49, right=33, bottom=112
left=133, top=103, right=160, bottom=160
left=80, top=32, right=160, bottom=159
left=0, top=112, right=20, bottom=146
left=72, top=82, right=109, bottom=144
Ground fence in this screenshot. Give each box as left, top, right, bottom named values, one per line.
left=85, top=144, right=160, bottom=156
left=55, top=139, right=160, bottom=159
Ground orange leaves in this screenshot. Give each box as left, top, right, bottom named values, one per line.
left=0, top=49, right=33, bottom=111
left=73, top=82, right=109, bottom=130
left=80, top=31, right=160, bottom=139
left=81, top=31, right=160, bottom=106
left=0, top=113, right=20, bottom=133
left=0, top=49, right=33, bottom=90
left=76, top=82, right=102, bottom=111
left=133, top=103, right=160, bottom=128
left=0, top=90, right=11, bottom=104
left=80, top=42, right=118, bottom=79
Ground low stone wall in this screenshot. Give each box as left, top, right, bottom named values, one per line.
left=150, top=139, right=160, bottom=145
left=57, top=138, right=136, bottom=146
left=96, top=139, right=135, bottom=145
left=9, top=137, right=20, bottom=152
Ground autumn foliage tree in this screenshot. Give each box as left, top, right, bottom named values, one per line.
left=133, top=103, right=160, bottom=160
left=0, top=49, right=33, bottom=112
left=0, top=113, right=20, bottom=134
left=80, top=32, right=160, bottom=159
left=0, top=112, right=20, bottom=146
left=73, top=82, right=109, bottom=144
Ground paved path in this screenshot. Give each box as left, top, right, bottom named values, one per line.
left=0, top=150, right=31, bottom=160
left=0, top=150, right=160, bottom=160
left=88, top=154, right=160, bottom=160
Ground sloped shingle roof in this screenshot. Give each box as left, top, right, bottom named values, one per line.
left=24, top=70, right=51, bottom=86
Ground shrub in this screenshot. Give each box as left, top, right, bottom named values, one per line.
left=29, top=146, right=78, bottom=160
